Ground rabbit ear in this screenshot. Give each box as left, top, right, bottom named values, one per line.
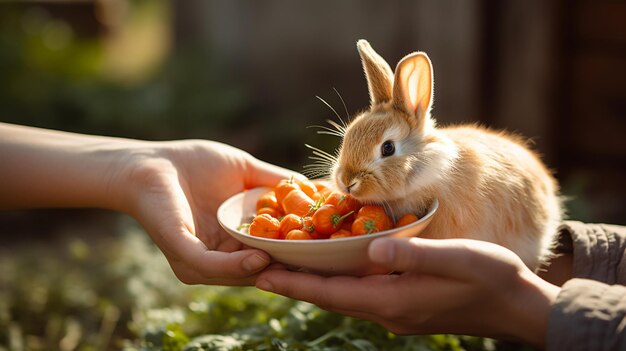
left=392, top=52, right=433, bottom=129
left=357, top=40, right=393, bottom=106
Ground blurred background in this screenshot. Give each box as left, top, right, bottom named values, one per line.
left=2, top=0, right=625, bottom=224
left=0, top=0, right=625, bottom=350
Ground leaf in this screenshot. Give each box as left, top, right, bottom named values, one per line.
left=183, top=335, right=244, bottom=351
left=163, top=327, right=190, bottom=351
left=350, top=339, right=377, bottom=351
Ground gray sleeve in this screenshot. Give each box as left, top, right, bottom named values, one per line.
left=551, top=221, right=626, bottom=285
left=546, top=221, right=626, bottom=350
left=548, top=278, right=626, bottom=350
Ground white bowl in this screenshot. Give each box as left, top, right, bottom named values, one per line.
left=217, top=187, right=438, bottom=276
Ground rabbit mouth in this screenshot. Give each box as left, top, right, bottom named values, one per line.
left=347, top=178, right=394, bottom=203
left=338, top=178, right=369, bottom=199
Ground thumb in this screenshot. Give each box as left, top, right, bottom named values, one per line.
left=368, top=237, right=478, bottom=279
left=245, top=157, right=304, bottom=189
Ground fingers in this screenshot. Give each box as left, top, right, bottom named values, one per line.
left=255, top=238, right=474, bottom=309
left=256, top=269, right=400, bottom=314
left=153, top=213, right=271, bottom=284
left=369, top=237, right=521, bottom=281
left=369, top=237, right=486, bottom=280
left=141, top=174, right=271, bottom=284
left=244, top=157, right=303, bottom=189
left=175, top=232, right=271, bottom=280
left=255, top=269, right=428, bottom=335
left=169, top=258, right=263, bottom=286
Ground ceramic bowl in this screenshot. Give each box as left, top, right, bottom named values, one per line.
left=217, top=187, right=438, bottom=276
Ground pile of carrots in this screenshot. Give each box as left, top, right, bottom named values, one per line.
left=246, top=178, right=419, bottom=240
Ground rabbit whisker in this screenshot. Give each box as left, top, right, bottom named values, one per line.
left=332, top=87, right=350, bottom=128
left=303, top=164, right=332, bottom=170
left=302, top=166, right=331, bottom=177
left=325, top=119, right=346, bottom=136
left=381, top=199, right=396, bottom=221
left=302, top=169, right=328, bottom=178
left=306, top=124, right=344, bottom=138
left=310, top=160, right=333, bottom=165
left=305, top=144, right=338, bottom=163
left=316, top=95, right=345, bottom=129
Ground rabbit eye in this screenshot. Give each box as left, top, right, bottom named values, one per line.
left=381, top=140, right=395, bottom=157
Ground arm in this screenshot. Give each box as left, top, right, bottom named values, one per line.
left=0, top=122, right=142, bottom=210
left=0, top=122, right=297, bottom=285
left=256, top=222, right=626, bottom=349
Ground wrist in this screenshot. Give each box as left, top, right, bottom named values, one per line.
left=99, top=140, right=168, bottom=215
left=504, top=271, right=560, bottom=349
left=538, top=253, right=573, bottom=287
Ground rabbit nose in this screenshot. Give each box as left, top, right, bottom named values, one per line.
left=336, top=169, right=359, bottom=193
left=345, top=178, right=361, bottom=194
left=336, top=175, right=353, bottom=194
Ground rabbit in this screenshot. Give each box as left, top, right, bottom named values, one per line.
left=329, top=40, right=562, bottom=270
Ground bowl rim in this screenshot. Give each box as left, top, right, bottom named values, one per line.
left=217, top=187, right=439, bottom=246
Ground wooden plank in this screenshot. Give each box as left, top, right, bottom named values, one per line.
left=568, top=53, right=626, bottom=156
left=576, top=2, right=626, bottom=47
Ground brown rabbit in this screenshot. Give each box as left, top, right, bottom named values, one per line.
left=329, top=40, right=562, bottom=270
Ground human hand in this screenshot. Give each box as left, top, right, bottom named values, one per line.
left=1, top=123, right=299, bottom=286
left=111, top=140, right=297, bottom=286
left=256, top=237, right=560, bottom=348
